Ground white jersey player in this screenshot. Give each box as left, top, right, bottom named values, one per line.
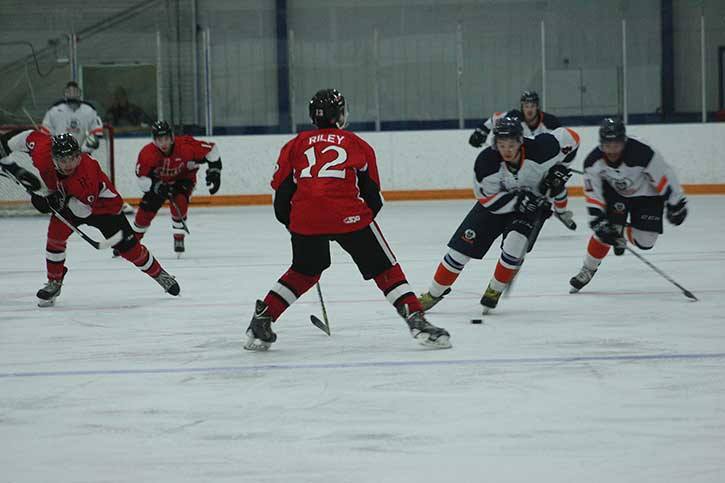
left=418, top=116, right=580, bottom=314
left=42, top=81, right=103, bottom=154
left=468, top=91, right=562, bottom=148
left=468, top=91, right=575, bottom=230
left=569, top=118, right=688, bottom=292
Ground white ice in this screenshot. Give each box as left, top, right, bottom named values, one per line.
left=1, top=196, right=724, bottom=483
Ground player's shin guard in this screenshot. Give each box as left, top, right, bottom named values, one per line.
left=263, top=269, right=320, bottom=321
left=46, top=236, right=68, bottom=281
left=374, top=264, right=422, bottom=314
left=132, top=209, right=155, bottom=240
left=569, top=235, right=610, bottom=293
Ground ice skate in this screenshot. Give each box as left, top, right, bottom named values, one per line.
left=555, top=210, right=577, bottom=230
left=154, top=268, right=180, bottom=296
left=398, top=306, right=451, bottom=349
left=480, top=284, right=502, bottom=314
left=569, top=266, right=597, bottom=293
left=37, top=267, right=67, bottom=307
left=243, top=300, right=277, bottom=351
left=174, top=236, right=185, bottom=258
left=417, top=288, right=451, bottom=312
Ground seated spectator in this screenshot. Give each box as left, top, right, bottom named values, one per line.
left=105, top=87, right=151, bottom=129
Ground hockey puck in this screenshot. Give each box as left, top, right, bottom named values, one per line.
left=470, top=318, right=483, bottom=325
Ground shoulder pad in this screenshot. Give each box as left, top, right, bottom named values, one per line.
left=49, top=99, right=66, bottom=108
left=81, top=100, right=97, bottom=111
left=583, top=147, right=604, bottom=168
left=622, top=138, right=654, bottom=168
left=541, top=112, right=561, bottom=129
left=474, top=147, right=502, bottom=181
left=525, top=133, right=560, bottom=163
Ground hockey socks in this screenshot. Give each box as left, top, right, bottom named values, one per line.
left=264, top=269, right=320, bottom=321
left=585, top=235, right=611, bottom=270
left=429, top=249, right=471, bottom=297
left=119, top=243, right=162, bottom=278
left=374, top=264, right=422, bottom=314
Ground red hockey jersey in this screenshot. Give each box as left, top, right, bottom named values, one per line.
left=25, top=130, right=123, bottom=216
left=136, top=135, right=216, bottom=183
left=271, top=128, right=382, bottom=235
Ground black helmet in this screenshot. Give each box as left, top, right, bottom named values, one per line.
left=493, top=115, right=524, bottom=141
left=51, top=133, right=81, bottom=174
left=599, top=117, right=626, bottom=144
left=309, top=89, right=347, bottom=128
left=520, top=90, right=539, bottom=106
left=151, top=120, right=173, bottom=138
left=51, top=133, right=80, bottom=159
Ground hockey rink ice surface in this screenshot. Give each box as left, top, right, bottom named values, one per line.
left=1, top=196, right=724, bottom=483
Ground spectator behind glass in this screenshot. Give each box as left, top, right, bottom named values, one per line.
left=105, top=86, right=151, bottom=130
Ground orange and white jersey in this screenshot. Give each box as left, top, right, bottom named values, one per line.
left=582, top=137, right=685, bottom=219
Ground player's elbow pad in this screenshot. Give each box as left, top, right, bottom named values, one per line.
left=137, top=175, right=153, bottom=193
left=207, top=158, right=222, bottom=171
left=358, top=171, right=383, bottom=216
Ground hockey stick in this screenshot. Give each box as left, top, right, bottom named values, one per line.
left=625, top=245, right=698, bottom=301
left=310, top=282, right=331, bottom=336
left=167, top=194, right=190, bottom=234
left=3, top=170, right=122, bottom=250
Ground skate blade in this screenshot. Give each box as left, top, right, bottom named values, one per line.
left=481, top=306, right=493, bottom=315
left=176, top=252, right=183, bottom=259
left=243, top=332, right=272, bottom=351
left=414, top=333, right=452, bottom=349
left=569, top=286, right=581, bottom=294
left=37, top=298, right=56, bottom=308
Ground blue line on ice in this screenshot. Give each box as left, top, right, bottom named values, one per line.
left=2, top=352, right=724, bottom=379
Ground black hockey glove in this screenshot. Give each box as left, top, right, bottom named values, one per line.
left=515, top=190, right=550, bottom=221
left=45, top=190, right=66, bottom=212
left=591, top=218, right=622, bottom=246
left=151, top=179, right=172, bottom=199
left=468, top=128, right=487, bottom=148
left=541, top=164, right=572, bottom=197
left=666, top=198, right=687, bottom=226
left=30, top=193, right=52, bottom=214
left=206, top=159, right=222, bottom=195
left=172, top=179, right=195, bottom=197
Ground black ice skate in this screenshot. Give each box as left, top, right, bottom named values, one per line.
left=243, top=300, right=277, bottom=351
left=154, top=268, right=180, bottom=296
left=398, top=305, right=451, bottom=349
left=569, top=266, right=597, bottom=293
left=37, top=267, right=68, bottom=307
left=174, top=236, right=185, bottom=258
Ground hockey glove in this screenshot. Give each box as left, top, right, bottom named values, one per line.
left=666, top=198, right=687, bottom=226
left=468, top=128, right=487, bottom=148
left=591, top=218, right=622, bottom=246
left=84, top=135, right=100, bottom=151
left=206, top=159, right=222, bottom=195
left=152, top=180, right=172, bottom=199
left=541, top=164, right=572, bottom=197
left=30, top=193, right=52, bottom=214
left=172, top=179, right=194, bottom=197
left=515, top=190, right=550, bottom=221
left=45, top=190, right=66, bottom=212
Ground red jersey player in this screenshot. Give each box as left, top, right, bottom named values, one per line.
left=243, top=89, right=451, bottom=351
left=1, top=132, right=180, bottom=306
left=132, top=121, right=222, bottom=256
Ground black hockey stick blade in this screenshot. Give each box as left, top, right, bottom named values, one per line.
left=310, top=315, right=331, bottom=336
left=625, top=246, right=698, bottom=301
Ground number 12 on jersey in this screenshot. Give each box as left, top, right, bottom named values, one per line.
left=300, top=146, right=348, bottom=179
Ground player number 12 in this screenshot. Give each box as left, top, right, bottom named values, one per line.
left=300, top=146, right=347, bottom=179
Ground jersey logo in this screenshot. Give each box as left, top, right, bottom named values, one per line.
left=70, top=119, right=79, bottom=129
left=27, top=141, right=36, bottom=150
left=613, top=177, right=633, bottom=192
left=87, top=194, right=95, bottom=204
left=613, top=202, right=626, bottom=213
left=343, top=215, right=361, bottom=224
left=462, top=229, right=477, bottom=243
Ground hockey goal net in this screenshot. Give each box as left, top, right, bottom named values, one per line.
left=0, top=124, right=115, bottom=216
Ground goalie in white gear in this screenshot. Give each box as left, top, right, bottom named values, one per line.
left=42, top=81, right=103, bottom=154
